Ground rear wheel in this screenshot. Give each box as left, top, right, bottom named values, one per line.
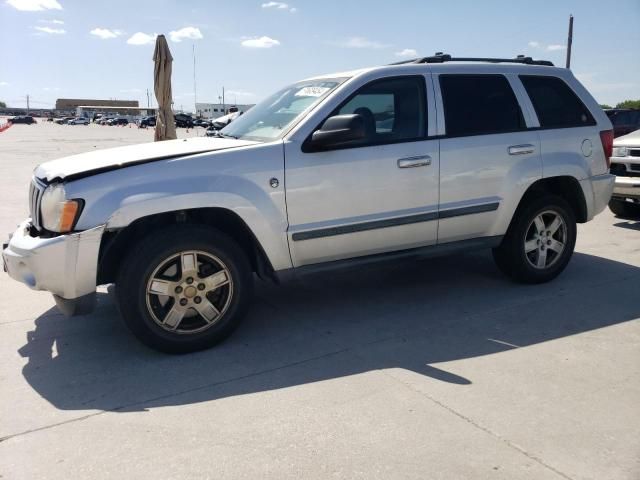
left=116, top=225, right=253, bottom=353
left=609, top=198, right=640, bottom=219
left=493, top=195, right=576, bottom=284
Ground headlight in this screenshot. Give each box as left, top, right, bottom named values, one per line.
left=40, top=183, right=82, bottom=232
left=612, top=146, right=628, bottom=158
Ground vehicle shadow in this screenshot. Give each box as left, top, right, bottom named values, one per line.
left=614, top=220, right=640, bottom=231
left=18, top=251, right=640, bottom=413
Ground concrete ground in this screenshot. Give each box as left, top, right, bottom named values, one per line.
left=0, top=121, right=639, bottom=480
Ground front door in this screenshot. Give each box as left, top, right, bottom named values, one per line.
left=284, top=75, right=440, bottom=267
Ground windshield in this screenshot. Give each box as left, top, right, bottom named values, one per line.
left=220, top=77, right=347, bottom=141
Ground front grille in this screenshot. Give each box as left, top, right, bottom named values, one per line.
left=610, top=163, right=627, bottom=176
left=29, top=177, right=46, bottom=230
left=629, top=149, right=640, bottom=157
left=630, top=164, right=640, bottom=172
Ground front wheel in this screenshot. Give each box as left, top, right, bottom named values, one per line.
left=116, top=225, right=253, bottom=353
left=493, top=194, right=577, bottom=284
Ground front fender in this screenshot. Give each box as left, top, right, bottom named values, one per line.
left=107, top=186, right=291, bottom=271
left=66, top=143, right=292, bottom=270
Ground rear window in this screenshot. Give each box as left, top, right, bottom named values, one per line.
left=440, top=75, right=525, bottom=137
left=520, top=75, right=595, bottom=128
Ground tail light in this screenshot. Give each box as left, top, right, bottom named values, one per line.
left=599, top=130, right=613, bottom=169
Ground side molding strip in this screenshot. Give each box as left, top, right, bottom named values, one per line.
left=292, top=211, right=439, bottom=241
left=291, top=202, right=499, bottom=241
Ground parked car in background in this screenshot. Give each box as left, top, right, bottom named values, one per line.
left=205, top=125, right=221, bottom=137
left=205, top=111, right=241, bottom=137
left=137, top=116, right=156, bottom=127
left=9, top=115, right=36, bottom=125
left=174, top=113, right=194, bottom=128
left=55, top=117, right=74, bottom=125
left=608, top=129, right=640, bottom=218
left=193, top=118, right=210, bottom=128
left=107, top=117, right=129, bottom=126
left=2, top=54, right=615, bottom=353
left=605, top=109, right=640, bottom=138
left=68, top=117, right=89, bottom=125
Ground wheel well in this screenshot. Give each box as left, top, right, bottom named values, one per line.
left=97, top=208, right=276, bottom=285
left=519, top=176, right=588, bottom=223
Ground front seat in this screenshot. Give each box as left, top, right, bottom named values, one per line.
left=353, top=107, right=376, bottom=141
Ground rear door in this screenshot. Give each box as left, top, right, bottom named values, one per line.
left=435, top=72, right=542, bottom=243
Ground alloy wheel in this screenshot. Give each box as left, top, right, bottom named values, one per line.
left=145, top=250, right=233, bottom=334
left=523, top=210, right=567, bottom=270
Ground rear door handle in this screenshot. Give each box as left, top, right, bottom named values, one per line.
left=508, top=144, right=535, bottom=155
left=397, top=155, right=432, bottom=168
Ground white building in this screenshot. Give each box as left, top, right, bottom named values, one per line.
left=196, top=103, right=254, bottom=120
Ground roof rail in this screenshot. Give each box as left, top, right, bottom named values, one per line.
left=390, top=52, right=554, bottom=67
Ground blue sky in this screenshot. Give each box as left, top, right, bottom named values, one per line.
left=1, top=0, right=638, bottom=110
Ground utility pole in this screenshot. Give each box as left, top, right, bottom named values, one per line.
left=146, top=88, right=150, bottom=108
left=192, top=44, right=198, bottom=116
left=26, top=94, right=30, bottom=115
left=565, top=14, right=573, bottom=69
left=222, top=86, right=225, bottom=115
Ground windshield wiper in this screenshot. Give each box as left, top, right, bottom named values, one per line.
left=212, top=131, right=238, bottom=139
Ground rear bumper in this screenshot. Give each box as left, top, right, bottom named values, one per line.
left=2, top=220, right=105, bottom=314
left=612, top=176, right=640, bottom=201
left=580, top=173, right=615, bottom=220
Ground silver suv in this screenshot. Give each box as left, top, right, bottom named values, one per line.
left=3, top=54, right=615, bottom=353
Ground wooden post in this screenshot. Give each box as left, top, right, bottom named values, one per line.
left=566, top=15, right=573, bottom=69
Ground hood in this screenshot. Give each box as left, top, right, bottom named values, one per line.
left=35, top=136, right=258, bottom=182
left=614, top=129, right=640, bottom=147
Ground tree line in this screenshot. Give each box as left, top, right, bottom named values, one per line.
left=600, top=100, right=640, bottom=109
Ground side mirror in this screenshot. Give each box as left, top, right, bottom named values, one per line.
left=309, top=114, right=366, bottom=150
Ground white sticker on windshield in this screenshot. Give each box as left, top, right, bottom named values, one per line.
left=295, top=86, right=331, bottom=97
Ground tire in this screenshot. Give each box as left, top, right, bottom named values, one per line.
left=492, top=194, right=576, bottom=284
left=116, top=225, right=253, bottom=354
left=609, top=198, right=640, bottom=219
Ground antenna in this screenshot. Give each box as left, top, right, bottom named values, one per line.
left=566, top=14, right=574, bottom=69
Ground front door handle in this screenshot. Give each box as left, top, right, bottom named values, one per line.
left=397, top=155, right=432, bottom=168
left=508, top=144, right=535, bottom=155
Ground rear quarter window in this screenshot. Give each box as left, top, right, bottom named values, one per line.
left=520, top=75, right=595, bottom=128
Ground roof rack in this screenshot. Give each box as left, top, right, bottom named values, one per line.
left=390, top=52, right=554, bottom=67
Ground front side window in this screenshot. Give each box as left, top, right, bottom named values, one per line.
left=220, top=78, right=347, bottom=141
left=333, top=76, right=426, bottom=145
left=520, top=75, right=595, bottom=128
left=440, top=75, right=525, bottom=137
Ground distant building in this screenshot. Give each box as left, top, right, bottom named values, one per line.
left=196, top=103, right=254, bottom=119
left=55, top=98, right=139, bottom=115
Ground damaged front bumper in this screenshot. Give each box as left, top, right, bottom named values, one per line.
left=2, top=220, right=105, bottom=315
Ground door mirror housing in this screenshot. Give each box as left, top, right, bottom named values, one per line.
left=307, top=114, right=366, bottom=151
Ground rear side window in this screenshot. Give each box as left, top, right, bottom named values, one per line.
left=440, top=75, right=525, bottom=137
left=520, top=75, right=595, bottom=128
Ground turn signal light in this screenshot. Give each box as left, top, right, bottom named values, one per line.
left=59, top=201, right=80, bottom=232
